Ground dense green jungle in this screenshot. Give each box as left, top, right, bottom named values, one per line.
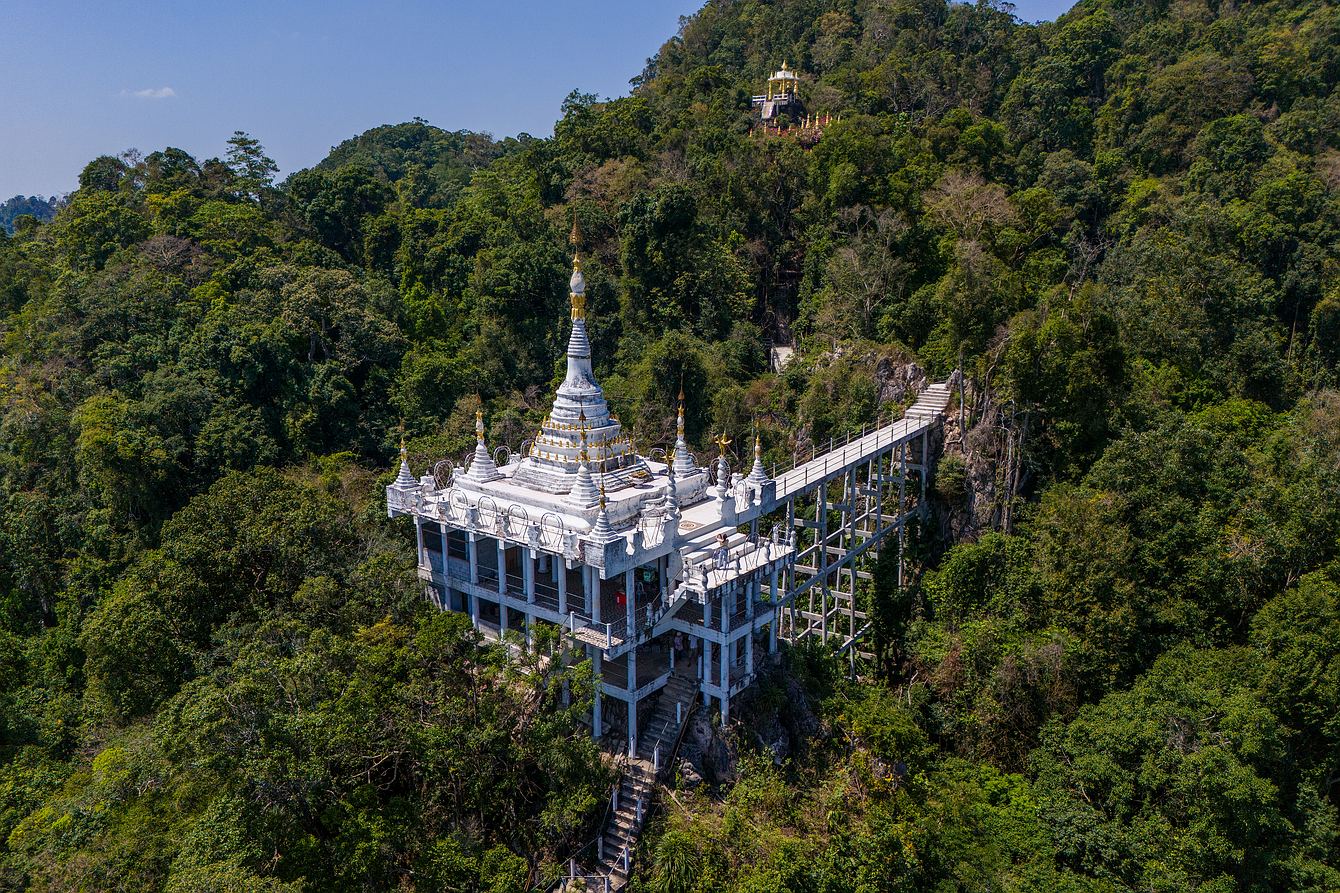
left=2, top=0, right=1339, bottom=889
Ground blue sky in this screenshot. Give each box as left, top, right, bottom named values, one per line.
left=0, top=0, right=1074, bottom=198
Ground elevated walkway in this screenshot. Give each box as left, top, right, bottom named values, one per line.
left=556, top=379, right=955, bottom=891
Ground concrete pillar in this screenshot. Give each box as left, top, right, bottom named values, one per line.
left=592, top=650, right=602, bottom=740
left=627, top=650, right=638, bottom=757
left=745, top=629, right=754, bottom=678
left=468, top=535, right=479, bottom=585
left=589, top=567, right=601, bottom=624
left=524, top=550, right=536, bottom=604
left=769, top=565, right=780, bottom=654
left=497, top=540, right=508, bottom=637
left=720, top=640, right=730, bottom=723
left=524, top=552, right=537, bottom=649
left=625, top=567, right=635, bottom=631
left=658, top=555, right=668, bottom=599
left=557, top=561, right=568, bottom=615
left=898, top=443, right=908, bottom=591
left=414, top=517, right=425, bottom=567
left=439, top=523, right=450, bottom=577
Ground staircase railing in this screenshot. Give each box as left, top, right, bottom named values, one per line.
left=659, top=683, right=700, bottom=785
left=545, top=753, right=627, bottom=892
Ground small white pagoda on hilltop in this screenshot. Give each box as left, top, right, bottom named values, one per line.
left=389, top=242, right=953, bottom=887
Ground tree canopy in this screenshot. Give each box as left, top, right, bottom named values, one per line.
left=1, top=0, right=1338, bottom=887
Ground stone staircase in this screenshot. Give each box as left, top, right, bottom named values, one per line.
left=573, top=670, right=698, bottom=890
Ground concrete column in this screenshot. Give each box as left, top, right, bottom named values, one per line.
left=414, top=517, right=425, bottom=567
left=624, top=567, right=635, bottom=631
left=589, top=567, right=601, bottom=624
left=439, top=523, right=450, bottom=578
left=658, top=555, right=668, bottom=599
left=627, top=650, right=638, bottom=757
left=921, top=430, right=929, bottom=514
left=745, top=629, right=754, bottom=678
left=592, top=650, right=603, bottom=740
left=898, top=443, right=908, bottom=590
left=720, top=640, right=730, bottom=723
left=468, top=535, right=479, bottom=585
left=497, top=540, right=508, bottom=637
left=557, top=561, right=568, bottom=616
left=523, top=554, right=535, bottom=650
left=770, top=607, right=780, bottom=653
left=524, top=550, right=536, bottom=604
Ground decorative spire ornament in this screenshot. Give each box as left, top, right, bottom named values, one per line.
left=590, top=478, right=616, bottom=541
left=714, top=432, right=732, bottom=500
left=393, top=427, right=418, bottom=488
left=665, top=452, right=680, bottom=517
left=568, top=411, right=600, bottom=506
left=569, top=212, right=587, bottom=321
left=746, top=429, right=769, bottom=486
left=463, top=406, right=502, bottom=482
left=672, top=382, right=698, bottom=477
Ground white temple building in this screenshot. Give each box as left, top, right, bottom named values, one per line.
left=388, top=247, right=953, bottom=887
left=389, top=251, right=798, bottom=742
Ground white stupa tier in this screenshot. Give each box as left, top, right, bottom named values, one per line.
left=451, top=253, right=709, bottom=535
left=509, top=260, right=649, bottom=494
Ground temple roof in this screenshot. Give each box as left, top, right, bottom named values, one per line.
left=449, top=252, right=707, bottom=534
left=507, top=251, right=650, bottom=494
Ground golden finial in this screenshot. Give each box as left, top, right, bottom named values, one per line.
left=715, top=431, right=733, bottom=457
left=569, top=212, right=587, bottom=319
left=676, top=380, right=686, bottom=435
left=475, top=407, right=485, bottom=444
left=754, top=431, right=762, bottom=459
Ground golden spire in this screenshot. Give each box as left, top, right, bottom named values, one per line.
left=754, top=431, right=762, bottom=460
left=568, top=209, right=587, bottom=319
left=715, top=431, right=733, bottom=457
left=475, top=408, right=486, bottom=444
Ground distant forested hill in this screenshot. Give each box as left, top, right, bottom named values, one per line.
left=0, top=0, right=1338, bottom=889
left=310, top=118, right=518, bottom=207
left=0, top=195, right=57, bottom=233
